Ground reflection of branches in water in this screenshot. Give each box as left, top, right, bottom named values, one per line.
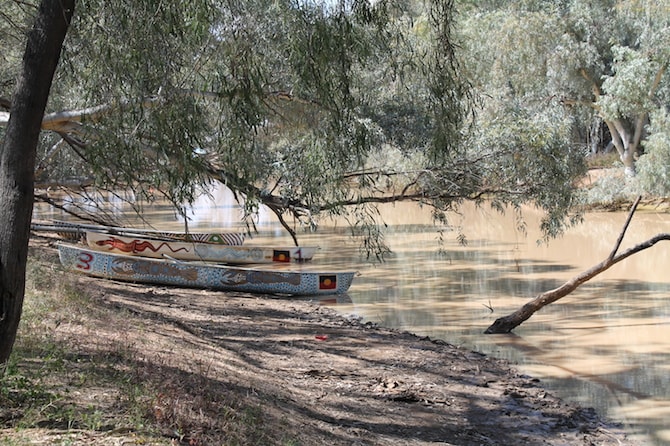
left=494, top=333, right=650, bottom=404
left=35, top=192, right=116, bottom=226
left=559, top=321, right=670, bottom=331
left=34, top=186, right=156, bottom=228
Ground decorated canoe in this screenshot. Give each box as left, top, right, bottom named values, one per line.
left=32, top=220, right=246, bottom=245
left=85, top=231, right=318, bottom=264
left=113, top=229, right=246, bottom=246
left=58, top=244, right=355, bottom=296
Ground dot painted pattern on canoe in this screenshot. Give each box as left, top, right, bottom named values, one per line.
left=58, top=244, right=354, bottom=295
left=192, top=245, right=265, bottom=262
left=111, top=258, right=199, bottom=281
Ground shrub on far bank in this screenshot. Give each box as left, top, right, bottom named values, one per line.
left=581, top=168, right=646, bottom=208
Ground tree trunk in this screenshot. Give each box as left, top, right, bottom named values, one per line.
left=484, top=197, right=670, bottom=334
left=604, top=119, right=637, bottom=176
left=0, top=0, right=75, bottom=364
left=620, top=147, right=636, bottom=177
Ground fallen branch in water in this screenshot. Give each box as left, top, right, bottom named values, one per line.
left=485, top=196, right=670, bottom=334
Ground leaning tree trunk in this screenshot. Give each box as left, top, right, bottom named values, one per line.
left=0, top=0, right=75, bottom=364
left=485, top=197, right=670, bottom=334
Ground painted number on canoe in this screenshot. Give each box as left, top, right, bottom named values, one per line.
left=76, top=252, right=94, bottom=270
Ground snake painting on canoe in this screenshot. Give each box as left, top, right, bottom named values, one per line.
left=94, top=236, right=189, bottom=254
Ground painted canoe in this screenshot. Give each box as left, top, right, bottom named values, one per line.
left=115, top=229, right=246, bottom=246
left=85, top=232, right=318, bottom=264
left=34, top=220, right=246, bottom=245
left=58, top=244, right=355, bottom=296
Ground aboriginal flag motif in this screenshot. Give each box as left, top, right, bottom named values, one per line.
left=272, top=250, right=291, bottom=262
left=319, top=275, right=337, bottom=290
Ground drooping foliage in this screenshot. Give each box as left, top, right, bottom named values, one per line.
left=2, top=0, right=483, bottom=248
left=36, top=5, right=413, bottom=196
left=1, top=0, right=609, bottom=255
left=637, top=109, right=670, bottom=196
left=453, top=1, right=587, bottom=234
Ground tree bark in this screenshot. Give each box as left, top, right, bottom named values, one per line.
left=484, top=197, right=670, bottom=334
left=0, top=0, right=75, bottom=364
left=603, top=119, right=637, bottom=176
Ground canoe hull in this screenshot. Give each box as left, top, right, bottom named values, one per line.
left=127, top=230, right=245, bottom=246
left=85, top=232, right=318, bottom=264
left=58, top=244, right=354, bottom=296
left=34, top=221, right=246, bottom=245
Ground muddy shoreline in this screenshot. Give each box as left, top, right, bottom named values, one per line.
left=1, top=237, right=636, bottom=445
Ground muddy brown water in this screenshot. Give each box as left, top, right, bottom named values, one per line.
left=35, top=186, right=670, bottom=445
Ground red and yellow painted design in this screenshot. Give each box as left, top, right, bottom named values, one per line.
left=319, top=275, right=337, bottom=290
left=95, top=236, right=189, bottom=254
left=272, top=250, right=291, bottom=262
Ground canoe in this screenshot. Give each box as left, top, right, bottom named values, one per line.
left=58, top=244, right=355, bottom=296
left=85, top=231, right=318, bottom=264
left=107, top=229, right=246, bottom=246
left=32, top=220, right=246, bottom=245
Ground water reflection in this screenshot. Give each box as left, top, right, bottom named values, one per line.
left=347, top=204, right=670, bottom=445
left=34, top=188, right=670, bottom=444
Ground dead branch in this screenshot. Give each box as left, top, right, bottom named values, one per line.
left=484, top=196, right=670, bottom=334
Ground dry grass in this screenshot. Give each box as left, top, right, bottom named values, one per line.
left=2, top=239, right=282, bottom=446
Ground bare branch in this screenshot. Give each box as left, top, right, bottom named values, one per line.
left=485, top=197, right=667, bottom=334
left=607, top=195, right=640, bottom=261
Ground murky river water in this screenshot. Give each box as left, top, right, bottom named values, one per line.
left=35, top=187, right=670, bottom=445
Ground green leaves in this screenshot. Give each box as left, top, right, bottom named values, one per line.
left=638, top=109, right=670, bottom=195
left=598, top=46, right=664, bottom=119
left=457, top=0, right=670, bottom=215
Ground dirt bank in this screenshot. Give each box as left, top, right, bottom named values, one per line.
left=1, top=236, right=634, bottom=445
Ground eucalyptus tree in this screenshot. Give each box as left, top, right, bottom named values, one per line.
left=1, top=0, right=476, bottom=362
left=457, top=0, right=670, bottom=179
left=456, top=0, right=670, bottom=331
left=4, top=0, right=594, bottom=247
left=9, top=0, right=478, bottom=244
left=1, top=0, right=599, bottom=362
left=0, top=0, right=74, bottom=365
left=450, top=2, right=587, bottom=237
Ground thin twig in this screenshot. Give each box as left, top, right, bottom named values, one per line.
left=608, top=195, right=641, bottom=262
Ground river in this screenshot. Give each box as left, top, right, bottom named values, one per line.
left=35, top=186, right=670, bottom=445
